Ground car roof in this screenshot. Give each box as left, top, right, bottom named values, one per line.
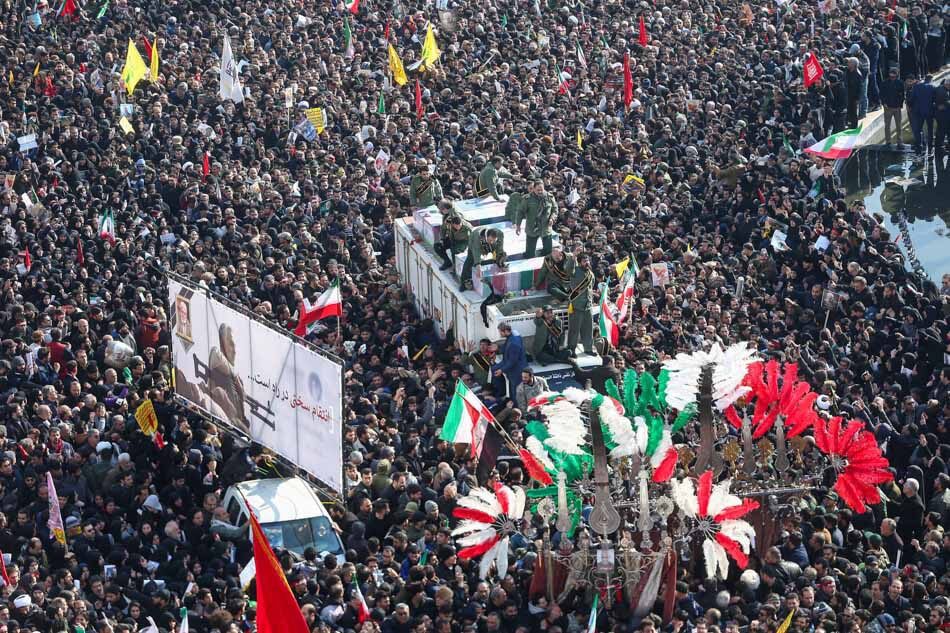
left=231, top=477, right=328, bottom=523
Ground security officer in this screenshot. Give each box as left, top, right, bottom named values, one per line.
left=475, top=156, right=514, bottom=201
left=566, top=252, right=595, bottom=356
left=504, top=177, right=525, bottom=223
left=464, top=338, right=495, bottom=388
left=532, top=305, right=570, bottom=366
left=410, top=159, right=443, bottom=208
left=460, top=227, right=506, bottom=291
left=512, top=180, right=556, bottom=257
left=434, top=213, right=472, bottom=272
left=536, top=245, right=575, bottom=301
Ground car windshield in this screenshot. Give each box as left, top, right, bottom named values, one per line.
left=259, top=517, right=341, bottom=557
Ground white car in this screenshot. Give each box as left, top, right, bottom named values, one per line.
left=223, top=476, right=346, bottom=565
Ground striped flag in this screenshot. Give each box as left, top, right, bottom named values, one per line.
left=440, top=380, right=496, bottom=457
left=575, top=41, right=587, bottom=69
left=46, top=472, right=66, bottom=545
left=352, top=579, right=370, bottom=623
left=587, top=594, right=599, bottom=633
left=598, top=283, right=620, bottom=346
left=98, top=209, right=116, bottom=245
left=615, top=271, right=637, bottom=324
left=294, top=279, right=343, bottom=336
left=804, top=127, right=862, bottom=160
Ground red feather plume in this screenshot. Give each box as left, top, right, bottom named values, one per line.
left=713, top=498, right=760, bottom=523
left=458, top=535, right=501, bottom=560
left=652, top=447, right=678, bottom=483
left=452, top=507, right=497, bottom=525
left=697, top=470, right=713, bottom=517
left=519, top=449, right=553, bottom=485
left=715, top=532, right=749, bottom=568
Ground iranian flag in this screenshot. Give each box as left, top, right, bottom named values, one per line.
left=804, top=127, right=862, bottom=160
left=352, top=579, right=370, bottom=623
left=615, top=270, right=637, bottom=324
left=575, top=41, right=587, bottom=69
left=98, top=209, right=116, bottom=245
left=345, top=0, right=360, bottom=15
left=343, top=17, right=355, bottom=58
left=599, top=283, right=620, bottom=346
left=440, top=380, right=496, bottom=457
left=555, top=64, right=571, bottom=94
left=587, top=593, right=599, bottom=633
left=294, top=279, right=343, bottom=336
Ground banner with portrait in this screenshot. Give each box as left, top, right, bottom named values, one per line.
left=168, top=278, right=344, bottom=494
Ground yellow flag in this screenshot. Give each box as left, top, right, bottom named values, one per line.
left=388, top=44, right=408, bottom=86
left=577, top=129, right=583, bottom=149
left=33, top=62, right=40, bottom=77
left=119, top=116, right=134, bottom=134
left=8, top=70, right=12, bottom=86
left=420, top=23, right=441, bottom=70
left=775, top=609, right=795, bottom=633
left=615, top=257, right=629, bottom=279
left=135, top=399, right=158, bottom=435
left=150, top=38, right=159, bottom=80
left=305, top=108, right=326, bottom=133
left=121, top=39, right=148, bottom=96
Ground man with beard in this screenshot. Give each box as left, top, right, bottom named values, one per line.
left=566, top=252, right=595, bottom=357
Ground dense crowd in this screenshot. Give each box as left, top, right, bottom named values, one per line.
left=0, top=0, right=949, bottom=632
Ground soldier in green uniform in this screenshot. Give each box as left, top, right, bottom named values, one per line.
left=536, top=245, right=575, bottom=301
left=504, top=178, right=525, bottom=223
left=410, top=159, right=443, bottom=208
left=459, top=227, right=506, bottom=291
left=532, top=305, right=570, bottom=366
left=566, top=252, right=595, bottom=356
left=464, top=338, right=495, bottom=388
left=434, top=214, right=472, bottom=272
left=512, top=180, right=556, bottom=257
left=475, top=156, right=514, bottom=201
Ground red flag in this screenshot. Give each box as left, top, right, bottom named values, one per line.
left=415, top=79, right=423, bottom=120
left=153, top=431, right=165, bottom=450
left=22, top=247, right=31, bottom=272
left=384, top=20, right=390, bottom=40
left=202, top=152, right=210, bottom=182
left=803, top=52, right=824, bottom=88
left=662, top=550, right=678, bottom=624
left=623, top=52, right=633, bottom=110
left=78, top=62, right=86, bottom=74
left=76, top=239, right=84, bottom=267
left=44, top=76, right=56, bottom=97
left=249, top=509, right=309, bottom=633
left=0, top=549, right=9, bottom=586
left=348, top=0, right=360, bottom=15
left=638, top=16, right=648, bottom=47
left=60, top=0, right=77, bottom=18
left=142, top=37, right=153, bottom=63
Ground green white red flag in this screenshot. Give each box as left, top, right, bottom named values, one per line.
left=804, top=127, right=861, bottom=160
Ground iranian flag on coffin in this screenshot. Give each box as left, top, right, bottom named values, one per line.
left=804, top=127, right=862, bottom=160
left=440, top=380, right=496, bottom=457
left=474, top=259, right=543, bottom=298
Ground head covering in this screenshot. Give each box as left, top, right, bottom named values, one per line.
left=13, top=595, right=31, bottom=609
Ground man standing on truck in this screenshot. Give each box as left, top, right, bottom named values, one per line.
left=536, top=245, right=575, bottom=302
left=460, top=227, right=506, bottom=292
left=410, top=159, right=443, bottom=208
left=532, top=305, right=570, bottom=366
left=475, top=156, right=514, bottom=201
left=512, top=180, right=557, bottom=258
left=566, top=252, right=595, bottom=357
left=434, top=213, right=472, bottom=273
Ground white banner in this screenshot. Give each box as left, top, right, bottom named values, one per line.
left=168, top=279, right=343, bottom=494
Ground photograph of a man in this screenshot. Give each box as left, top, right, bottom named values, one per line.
left=207, top=323, right=249, bottom=432
left=175, top=296, right=193, bottom=342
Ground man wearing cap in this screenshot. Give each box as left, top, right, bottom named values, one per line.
left=409, top=160, right=443, bottom=209
left=512, top=180, right=557, bottom=258
left=532, top=306, right=569, bottom=365
left=434, top=213, right=472, bottom=272
left=460, top=227, right=506, bottom=291
left=566, top=252, right=595, bottom=356
left=475, top=156, right=514, bottom=201
left=536, top=245, right=575, bottom=301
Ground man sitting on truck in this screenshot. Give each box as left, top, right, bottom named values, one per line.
left=536, top=245, right=574, bottom=301
left=532, top=305, right=570, bottom=366
left=460, top=227, right=507, bottom=291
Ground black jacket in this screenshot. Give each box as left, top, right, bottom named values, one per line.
left=880, top=78, right=905, bottom=108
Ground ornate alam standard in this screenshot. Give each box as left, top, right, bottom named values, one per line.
left=450, top=343, right=893, bottom=610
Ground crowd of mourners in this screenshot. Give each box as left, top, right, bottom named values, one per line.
left=0, top=0, right=949, bottom=631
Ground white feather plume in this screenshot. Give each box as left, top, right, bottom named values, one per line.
left=599, top=399, right=640, bottom=458
left=542, top=400, right=587, bottom=455
left=702, top=538, right=720, bottom=579
left=461, top=487, right=502, bottom=517
left=650, top=429, right=673, bottom=468
left=452, top=519, right=492, bottom=536
left=457, top=527, right=498, bottom=547
left=662, top=343, right=758, bottom=411
left=494, top=536, right=510, bottom=578
left=511, top=486, right=526, bottom=520
left=720, top=520, right=756, bottom=550
left=561, top=387, right=591, bottom=404
left=479, top=540, right=500, bottom=579
left=671, top=476, right=699, bottom=518
left=711, top=343, right=756, bottom=411
left=526, top=436, right=555, bottom=470
left=706, top=480, right=743, bottom=518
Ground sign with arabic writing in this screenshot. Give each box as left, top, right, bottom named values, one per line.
left=168, top=278, right=344, bottom=494
left=135, top=399, right=159, bottom=435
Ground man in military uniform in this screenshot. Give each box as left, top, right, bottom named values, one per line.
left=410, top=159, right=443, bottom=208
left=475, top=156, right=514, bottom=201
left=512, top=180, right=557, bottom=258
left=532, top=305, right=570, bottom=366
left=536, top=245, right=575, bottom=301
left=460, top=227, right=506, bottom=291
left=464, top=338, right=495, bottom=388
left=566, top=252, right=595, bottom=356
left=434, top=214, right=472, bottom=272
left=504, top=176, right=525, bottom=222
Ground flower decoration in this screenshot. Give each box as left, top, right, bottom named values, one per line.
left=452, top=483, right=526, bottom=579
left=663, top=343, right=757, bottom=412
left=671, top=471, right=759, bottom=579
left=724, top=360, right=817, bottom=438
left=812, top=417, right=893, bottom=513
